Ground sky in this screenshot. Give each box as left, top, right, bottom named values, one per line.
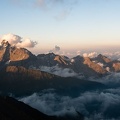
left=0, top=0, right=120, bottom=56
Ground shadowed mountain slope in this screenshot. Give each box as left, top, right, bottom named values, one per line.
left=0, top=66, right=105, bottom=97
left=0, top=96, right=84, bottom=120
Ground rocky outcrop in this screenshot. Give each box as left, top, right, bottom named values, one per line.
left=70, top=56, right=99, bottom=77
left=112, top=62, right=120, bottom=72
left=36, top=53, right=57, bottom=66
left=5, top=65, right=57, bottom=80
left=93, top=54, right=111, bottom=64
left=54, top=55, right=70, bottom=65
left=0, top=40, right=11, bottom=62
left=83, top=57, right=106, bottom=74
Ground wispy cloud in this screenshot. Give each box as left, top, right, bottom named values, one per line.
left=54, top=9, right=71, bottom=21
left=10, top=0, right=78, bottom=20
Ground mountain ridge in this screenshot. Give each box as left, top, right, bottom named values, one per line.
left=0, top=40, right=120, bottom=78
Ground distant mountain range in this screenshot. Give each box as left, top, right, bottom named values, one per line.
left=0, top=40, right=120, bottom=78
left=0, top=40, right=106, bottom=97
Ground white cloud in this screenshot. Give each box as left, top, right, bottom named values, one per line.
left=0, top=33, right=37, bottom=48
left=71, top=58, right=75, bottom=63
left=55, top=45, right=60, bottom=51
left=83, top=52, right=98, bottom=58
left=90, top=72, right=120, bottom=84
left=103, top=51, right=120, bottom=60
left=1, top=33, right=22, bottom=46
left=39, top=65, right=78, bottom=77
left=49, top=45, right=60, bottom=54
left=97, top=62, right=104, bottom=68
left=106, top=67, right=110, bottom=72
left=16, top=38, right=37, bottom=48
left=76, top=50, right=81, bottom=56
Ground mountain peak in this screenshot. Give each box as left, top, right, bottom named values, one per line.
left=54, top=55, right=70, bottom=65
left=0, top=40, right=35, bottom=64
left=96, top=54, right=111, bottom=63
left=1, top=40, right=10, bottom=48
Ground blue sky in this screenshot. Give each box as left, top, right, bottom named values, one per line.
left=0, top=0, right=120, bottom=56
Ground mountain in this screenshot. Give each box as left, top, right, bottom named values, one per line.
left=36, top=53, right=70, bottom=67
left=83, top=57, right=106, bottom=74
left=0, top=96, right=84, bottom=120
left=0, top=95, right=55, bottom=120
left=0, top=65, right=105, bottom=97
left=1, top=40, right=119, bottom=120
left=1, top=40, right=120, bottom=78
left=112, top=62, right=120, bottom=72
left=93, top=54, right=111, bottom=64
left=92, top=54, right=120, bottom=72
left=29, top=53, right=120, bottom=78
left=0, top=40, right=36, bottom=68
left=36, top=54, right=108, bottom=78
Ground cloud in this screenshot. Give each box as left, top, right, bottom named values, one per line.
left=19, top=92, right=77, bottom=116
left=55, top=45, right=60, bottom=51
left=49, top=45, right=61, bottom=53
left=9, top=0, right=78, bottom=21
left=0, top=33, right=37, bottom=48
left=55, top=9, right=71, bottom=21
left=0, top=33, right=22, bottom=46
left=16, top=38, right=37, bottom=48
left=105, top=67, right=110, bottom=72
left=92, top=72, right=120, bottom=85
left=32, top=0, right=78, bottom=20
left=76, top=51, right=81, bottom=56
left=17, top=64, right=120, bottom=119
left=19, top=87, right=120, bottom=119
left=97, top=62, right=104, bottom=68
left=34, top=0, right=46, bottom=9
left=35, top=0, right=64, bottom=7
left=103, top=51, right=120, bottom=60
left=18, top=70, right=120, bottom=119
left=83, top=52, right=98, bottom=58
left=39, top=65, right=78, bottom=77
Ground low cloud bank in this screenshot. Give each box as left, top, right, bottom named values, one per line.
left=39, top=65, right=78, bottom=77
left=18, top=68, right=120, bottom=119
left=103, top=51, right=120, bottom=61
left=19, top=87, right=120, bottom=119
left=90, top=72, right=120, bottom=85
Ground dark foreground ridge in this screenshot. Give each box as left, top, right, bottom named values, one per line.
left=0, top=96, right=84, bottom=120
